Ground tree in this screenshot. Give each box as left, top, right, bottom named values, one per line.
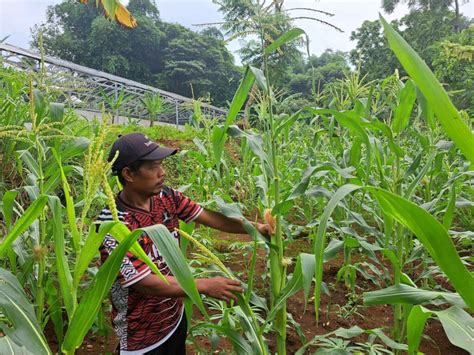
left=350, top=20, right=401, bottom=80
left=211, top=0, right=341, bottom=90
left=287, top=50, right=349, bottom=96
left=31, top=0, right=240, bottom=106
left=432, top=24, right=474, bottom=112
left=350, top=7, right=470, bottom=80
left=381, top=0, right=470, bottom=32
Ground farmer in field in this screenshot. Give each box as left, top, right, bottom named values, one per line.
left=98, top=132, right=271, bottom=354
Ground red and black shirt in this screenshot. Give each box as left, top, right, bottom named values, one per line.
left=98, top=186, right=203, bottom=353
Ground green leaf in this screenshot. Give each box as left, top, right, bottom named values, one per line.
left=313, top=184, right=474, bottom=325
left=414, top=84, right=435, bottom=130
left=192, top=323, right=253, bottom=354
left=367, top=187, right=474, bottom=310
left=0, top=337, right=32, bottom=355
left=0, top=268, right=52, bottom=354
left=60, top=137, right=90, bottom=161
left=17, top=150, right=40, bottom=178
left=380, top=15, right=474, bottom=163
left=49, top=102, right=64, bottom=122
left=212, top=66, right=255, bottom=168
left=364, top=284, right=466, bottom=308
left=0, top=195, right=48, bottom=257
left=32, top=89, right=46, bottom=120
left=225, top=66, right=255, bottom=129
left=73, top=221, right=117, bottom=291
left=392, top=79, right=416, bottom=133
left=404, top=150, right=436, bottom=200
left=2, top=190, right=18, bottom=230
left=45, top=275, right=64, bottom=345
left=62, top=227, right=145, bottom=353
left=227, top=125, right=271, bottom=175
left=144, top=225, right=209, bottom=319
left=49, top=196, right=75, bottom=319
left=249, top=66, right=268, bottom=93
left=272, top=163, right=354, bottom=215
left=407, top=305, right=432, bottom=354
left=442, top=185, right=456, bottom=229
left=108, top=223, right=167, bottom=283
left=435, top=306, right=474, bottom=353
left=264, top=28, right=305, bottom=55
left=52, top=149, right=80, bottom=252
left=265, top=253, right=315, bottom=325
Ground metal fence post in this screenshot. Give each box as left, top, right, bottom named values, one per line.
left=175, top=100, right=179, bottom=128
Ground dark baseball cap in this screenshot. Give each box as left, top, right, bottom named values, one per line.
left=108, top=133, right=177, bottom=173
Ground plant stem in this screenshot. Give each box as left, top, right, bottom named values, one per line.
left=262, top=32, right=286, bottom=354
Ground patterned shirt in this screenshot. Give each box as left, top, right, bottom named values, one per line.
left=98, top=186, right=203, bottom=353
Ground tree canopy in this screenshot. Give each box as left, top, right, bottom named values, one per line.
left=32, top=0, right=241, bottom=107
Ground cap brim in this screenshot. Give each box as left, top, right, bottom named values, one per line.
left=140, top=146, right=177, bottom=161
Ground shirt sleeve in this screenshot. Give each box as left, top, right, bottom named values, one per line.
left=171, top=188, right=203, bottom=223
left=99, top=235, right=151, bottom=288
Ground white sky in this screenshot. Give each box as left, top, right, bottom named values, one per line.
left=1, top=0, right=473, bottom=64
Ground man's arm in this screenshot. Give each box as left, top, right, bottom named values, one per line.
left=195, top=209, right=271, bottom=236
left=132, top=274, right=244, bottom=302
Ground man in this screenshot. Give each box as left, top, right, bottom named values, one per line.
left=98, top=132, right=270, bottom=354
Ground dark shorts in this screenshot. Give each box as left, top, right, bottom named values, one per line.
left=145, top=315, right=187, bottom=355
left=117, top=315, right=187, bottom=355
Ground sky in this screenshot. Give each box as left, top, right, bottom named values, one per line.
left=1, top=0, right=473, bottom=64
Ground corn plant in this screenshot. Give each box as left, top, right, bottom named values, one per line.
left=141, top=92, right=163, bottom=127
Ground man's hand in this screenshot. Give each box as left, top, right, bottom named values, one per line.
left=196, top=277, right=244, bottom=302
left=256, top=222, right=272, bottom=238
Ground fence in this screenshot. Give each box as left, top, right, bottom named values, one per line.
left=0, top=43, right=227, bottom=126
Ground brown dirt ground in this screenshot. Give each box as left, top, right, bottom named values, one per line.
left=46, top=231, right=467, bottom=355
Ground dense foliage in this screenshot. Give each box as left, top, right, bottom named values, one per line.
left=32, top=0, right=241, bottom=106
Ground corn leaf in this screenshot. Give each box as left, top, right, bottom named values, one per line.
left=0, top=195, right=48, bottom=257
left=224, top=66, right=255, bottom=129
left=265, top=253, right=314, bottom=325
left=0, top=337, right=31, bottom=355
left=73, top=221, right=117, bottom=290
left=264, top=28, right=305, bottom=55
left=62, top=227, right=144, bottom=353
left=17, top=150, right=40, bottom=179
left=49, top=102, right=64, bottom=122
left=380, top=15, right=474, bottom=163
left=52, top=149, right=80, bottom=252
left=435, top=306, right=474, bottom=353
left=407, top=305, right=432, bottom=354
left=144, top=224, right=209, bottom=319
left=1, top=190, right=18, bottom=230
left=192, top=323, right=253, bottom=354
left=364, top=284, right=466, bottom=308
left=442, top=185, right=456, bottom=229
left=368, top=187, right=474, bottom=309
left=48, top=196, right=75, bottom=319
left=392, top=79, right=416, bottom=133
left=45, top=276, right=64, bottom=345
left=0, top=268, right=51, bottom=354
left=249, top=66, right=268, bottom=93
left=108, top=222, right=168, bottom=283
left=212, top=66, right=255, bottom=168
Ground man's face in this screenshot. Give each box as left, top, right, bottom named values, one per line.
left=126, top=159, right=166, bottom=195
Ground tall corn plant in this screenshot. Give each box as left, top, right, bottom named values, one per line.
left=218, top=26, right=311, bottom=353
